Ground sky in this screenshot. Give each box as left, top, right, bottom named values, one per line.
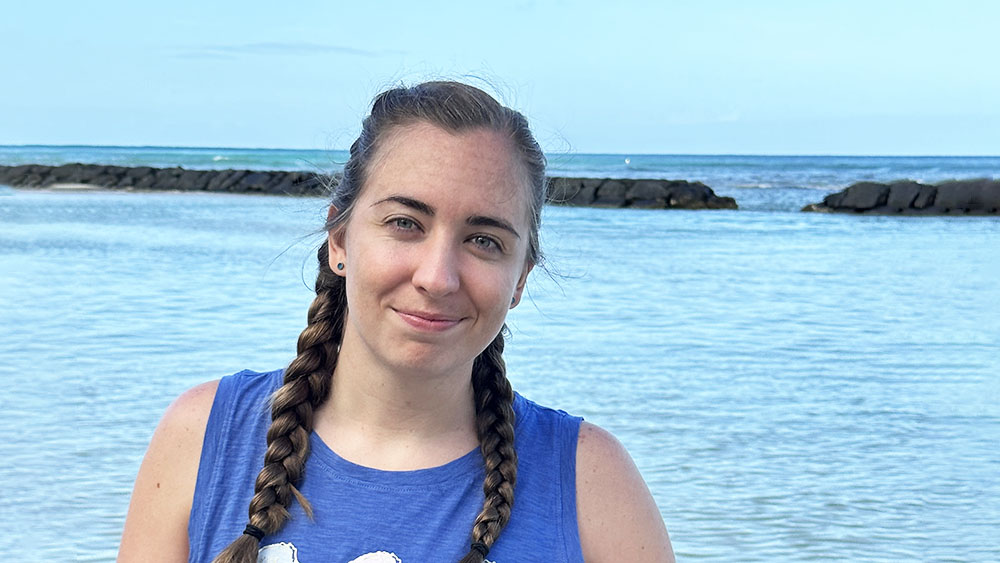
left=1, top=0, right=998, bottom=155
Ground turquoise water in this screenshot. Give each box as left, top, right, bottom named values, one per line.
left=1, top=186, right=998, bottom=560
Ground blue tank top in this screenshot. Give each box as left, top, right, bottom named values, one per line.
left=188, top=369, right=585, bottom=563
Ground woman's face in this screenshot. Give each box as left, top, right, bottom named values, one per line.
left=328, top=121, right=534, bottom=377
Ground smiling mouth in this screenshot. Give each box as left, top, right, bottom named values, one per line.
left=394, top=309, right=465, bottom=332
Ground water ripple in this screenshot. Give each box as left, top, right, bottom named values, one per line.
left=2, top=192, right=998, bottom=560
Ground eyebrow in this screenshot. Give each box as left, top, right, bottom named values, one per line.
left=467, top=215, right=521, bottom=239
left=372, top=195, right=434, bottom=216
left=372, top=194, right=521, bottom=239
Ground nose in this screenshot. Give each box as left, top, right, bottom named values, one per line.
left=411, top=237, right=461, bottom=298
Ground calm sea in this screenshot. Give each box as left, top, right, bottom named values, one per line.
left=1, top=146, right=998, bottom=561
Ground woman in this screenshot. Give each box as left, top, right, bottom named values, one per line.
left=119, top=81, right=674, bottom=563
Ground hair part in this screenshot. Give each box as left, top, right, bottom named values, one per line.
left=214, top=80, right=543, bottom=563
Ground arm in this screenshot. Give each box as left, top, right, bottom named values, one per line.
left=576, top=422, right=675, bottom=562
left=118, top=380, right=220, bottom=562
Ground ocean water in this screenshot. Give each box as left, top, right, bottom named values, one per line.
left=1, top=148, right=999, bottom=561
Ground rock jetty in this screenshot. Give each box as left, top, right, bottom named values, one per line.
left=0, top=163, right=739, bottom=210
left=0, top=163, right=330, bottom=196
left=802, top=179, right=1000, bottom=215
left=546, top=176, right=737, bottom=209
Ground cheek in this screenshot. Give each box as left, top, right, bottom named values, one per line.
left=474, top=268, right=520, bottom=311
left=346, top=239, right=416, bottom=297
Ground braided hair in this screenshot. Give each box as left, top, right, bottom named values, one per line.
left=213, top=81, right=546, bottom=563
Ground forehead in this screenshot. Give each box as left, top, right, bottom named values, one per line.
left=361, top=121, right=531, bottom=222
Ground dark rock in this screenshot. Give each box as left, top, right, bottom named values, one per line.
left=153, top=167, right=184, bottom=190
left=0, top=164, right=40, bottom=185
left=840, top=182, right=889, bottom=211
left=273, top=171, right=318, bottom=195
left=547, top=177, right=600, bottom=206
left=179, top=169, right=211, bottom=191
left=707, top=195, right=738, bottom=209
left=263, top=173, right=285, bottom=192
left=626, top=180, right=668, bottom=208
left=40, top=163, right=75, bottom=186
left=205, top=170, right=234, bottom=191
left=80, top=165, right=109, bottom=183
left=91, top=173, right=120, bottom=188
left=105, top=165, right=127, bottom=179
left=86, top=165, right=127, bottom=188
left=549, top=177, right=736, bottom=210
left=125, top=166, right=154, bottom=179
left=821, top=190, right=846, bottom=209
left=269, top=172, right=296, bottom=195
left=665, top=182, right=717, bottom=209
left=934, top=179, right=994, bottom=212
left=133, top=173, right=158, bottom=190
left=803, top=179, right=1000, bottom=215
left=885, top=181, right=922, bottom=212
left=2, top=165, right=35, bottom=183
left=115, top=166, right=152, bottom=188
left=912, top=184, right=937, bottom=209
left=594, top=180, right=628, bottom=207
left=238, top=172, right=272, bottom=192
left=207, top=170, right=247, bottom=192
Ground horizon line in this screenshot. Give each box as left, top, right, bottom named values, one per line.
left=0, top=143, right=998, bottom=159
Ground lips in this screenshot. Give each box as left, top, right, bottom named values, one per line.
left=394, top=309, right=465, bottom=332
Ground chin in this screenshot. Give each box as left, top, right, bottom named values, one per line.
left=386, top=348, right=473, bottom=378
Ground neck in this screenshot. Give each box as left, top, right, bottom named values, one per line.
left=313, top=329, right=480, bottom=470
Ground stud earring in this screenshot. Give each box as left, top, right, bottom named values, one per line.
left=336, top=262, right=345, bottom=271
left=511, top=297, right=516, bottom=305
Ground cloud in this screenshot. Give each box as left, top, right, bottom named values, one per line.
left=175, top=41, right=403, bottom=59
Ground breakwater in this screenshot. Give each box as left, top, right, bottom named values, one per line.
left=803, top=179, right=1000, bottom=215
left=546, top=176, right=736, bottom=209
left=7, top=163, right=999, bottom=215
left=0, top=163, right=738, bottom=210
left=0, top=163, right=328, bottom=196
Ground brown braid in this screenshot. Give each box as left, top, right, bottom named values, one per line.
left=212, top=245, right=345, bottom=563
left=459, top=330, right=519, bottom=563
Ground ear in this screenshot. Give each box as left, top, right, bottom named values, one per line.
left=326, top=206, right=347, bottom=277
left=510, top=261, right=534, bottom=309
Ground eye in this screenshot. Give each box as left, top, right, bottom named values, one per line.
left=388, top=217, right=418, bottom=231
left=470, top=234, right=502, bottom=252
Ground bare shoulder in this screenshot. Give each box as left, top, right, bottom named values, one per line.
left=576, top=422, right=675, bottom=563
left=161, top=379, right=220, bottom=434
left=118, top=380, right=220, bottom=562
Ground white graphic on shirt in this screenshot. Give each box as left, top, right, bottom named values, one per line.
left=257, top=542, right=300, bottom=563
left=257, top=543, right=496, bottom=563
left=348, top=552, right=402, bottom=563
